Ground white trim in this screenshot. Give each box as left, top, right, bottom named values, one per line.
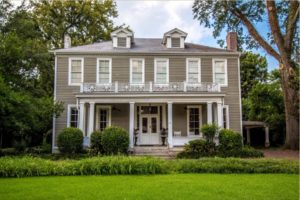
left=154, top=58, right=169, bottom=84
left=95, top=105, right=111, bottom=130
left=67, top=104, right=78, bottom=127
left=237, top=57, right=243, bottom=135
left=212, top=58, right=228, bottom=87
left=68, top=57, right=84, bottom=86
left=186, top=105, right=203, bottom=136
left=223, top=105, right=230, bottom=129
left=96, top=58, right=112, bottom=84
left=186, top=58, right=201, bottom=83
left=130, top=58, right=145, bottom=84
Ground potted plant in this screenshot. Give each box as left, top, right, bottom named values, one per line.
left=161, top=128, right=167, bottom=146
left=134, top=128, right=139, bottom=146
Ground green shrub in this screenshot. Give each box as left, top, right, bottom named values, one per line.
left=0, top=156, right=298, bottom=177
left=57, top=127, right=83, bottom=154
left=223, top=146, right=264, bottom=158
left=218, top=129, right=242, bottom=153
left=90, top=131, right=103, bottom=154
left=101, top=126, right=129, bottom=155
left=177, top=139, right=216, bottom=159
left=201, top=123, right=219, bottom=142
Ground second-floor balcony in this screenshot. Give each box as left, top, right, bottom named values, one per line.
left=80, top=82, right=221, bottom=93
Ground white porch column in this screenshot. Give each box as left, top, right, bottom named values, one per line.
left=162, top=104, right=167, bottom=129
left=167, top=102, right=173, bottom=148
left=88, top=102, right=95, bottom=137
left=265, top=126, right=270, bottom=147
left=79, top=102, right=85, bottom=135
left=207, top=102, right=213, bottom=124
left=246, top=128, right=251, bottom=145
left=217, top=103, right=223, bottom=128
left=129, top=102, right=135, bottom=148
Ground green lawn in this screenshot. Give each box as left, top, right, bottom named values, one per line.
left=0, top=174, right=298, bottom=200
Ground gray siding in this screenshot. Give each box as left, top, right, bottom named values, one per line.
left=54, top=54, right=242, bottom=144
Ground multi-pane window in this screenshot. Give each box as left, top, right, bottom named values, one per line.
left=187, top=59, right=200, bottom=83
left=188, top=107, right=200, bottom=135
left=155, top=59, right=168, bottom=84
left=213, top=59, right=227, bottom=86
left=223, top=106, right=229, bottom=129
left=68, top=106, right=78, bottom=128
left=99, top=108, right=109, bottom=131
left=117, top=37, right=127, bottom=47
left=130, top=59, right=144, bottom=84
left=97, top=59, right=111, bottom=84
left=69, top=58, right=83, bottom=85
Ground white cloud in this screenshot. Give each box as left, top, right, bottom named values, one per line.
left=114, top=0, right=213, bottom=43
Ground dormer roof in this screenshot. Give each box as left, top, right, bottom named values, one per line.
left=110, top=28, right=133, bottom=37
left=162, top=28, right=187, bottom=44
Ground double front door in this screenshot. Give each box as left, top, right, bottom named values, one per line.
left=139, top=114, right=160, bottom=145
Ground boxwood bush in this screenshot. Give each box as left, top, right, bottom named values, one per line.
left=90, top=131, right=103, bottom=154
left=57, top=127, right=83, bottom=154
left=177, top=140, right=216, bottom=159
left=201, top=123, right=219, bottom=142
left=101, top=126, right=129, bottom=155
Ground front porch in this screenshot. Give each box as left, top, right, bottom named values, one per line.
left=77, top=95, right=225, bottom=148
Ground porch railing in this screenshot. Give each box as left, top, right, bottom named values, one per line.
left=80, top=82, right=221, bottom=93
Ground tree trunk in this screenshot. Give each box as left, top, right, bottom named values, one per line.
left=280, top=63, right=299, bottom=149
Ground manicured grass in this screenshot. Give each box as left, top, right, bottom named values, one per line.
left=0, top=174, right=298, bottom=200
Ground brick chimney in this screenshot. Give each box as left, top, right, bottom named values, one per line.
left=64, top=34, right=71, bottom=48
left=226, top=32, right=237, bottom=51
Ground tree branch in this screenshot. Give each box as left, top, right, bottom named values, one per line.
left=231, top=7, right=281, bottom=61
left=266, top=0, right=288, bottom=61
left=285, top=1, right=299, bottom=53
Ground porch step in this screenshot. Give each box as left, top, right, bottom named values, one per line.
left=132, top=146, right=183, bottom=159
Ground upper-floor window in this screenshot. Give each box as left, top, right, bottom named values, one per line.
left=213, top=59, right=227, bottom=86
left=97, top=58, right=112, bottom=84
left=68, top=58, right=83, bottom=86
left=186, top=58, right=200, bottom=83
left=130, top=58, right=144, bottom=84
left=171, top=38, right=180, bottom=48
left=67, top=105, right=78, bottom=128
left=117, top=37, right=127, bottom=47
left=154, top=58, right=169, bottom=84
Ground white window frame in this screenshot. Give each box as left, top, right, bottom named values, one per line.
left=186, top=58, right=201, bottom=83
left=154, top=58, right=169, bottom=85
left=68, top=57, right=84, bottom=86
left=96, top=58, right=112, bottom=84
left=223, top=105, right=230, bottom=129
left=130, top=58, right=145, bottom=84
left=95, top=105, right=111, bottom=131
left=212, top=58, right=228, bottom=87
left=67, top=104, right=79, bottom=128
left=186, top=105, right=203, bottom=136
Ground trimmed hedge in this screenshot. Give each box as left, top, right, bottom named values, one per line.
left=218, top=129, right=243, bottom=153
left=101, top=126, right=129, bottom=155
left=0, top=156, right=298, bottom=177
left=90, top=131, right=103, bottom=154
left=177, top=140, right=216, bottom=159
left=57, top=127, right=83, bottom=153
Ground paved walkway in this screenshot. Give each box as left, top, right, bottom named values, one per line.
left=262, top=149, right=299, bottom=160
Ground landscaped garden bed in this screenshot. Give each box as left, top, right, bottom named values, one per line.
left=0, top=156, right=298, bottom=177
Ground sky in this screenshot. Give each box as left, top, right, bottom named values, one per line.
left=113, top=0, right=278, bottom=71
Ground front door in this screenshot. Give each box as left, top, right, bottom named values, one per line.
left=140, top=115, right=159, bottom=145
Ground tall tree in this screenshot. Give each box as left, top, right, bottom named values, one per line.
left=240, top=52, right=268, bottom=98
left=193, top=0, right=299, bottom=149
left=31, top=0, right=118, bottom=48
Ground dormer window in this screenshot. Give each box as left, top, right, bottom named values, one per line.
left=171, top=38, right=180, bottom=48
left=162, top=28, right=187, bottom=49
left=111, top=28, right=134, bottom=48
left=117, top=37, right=127, bottom=47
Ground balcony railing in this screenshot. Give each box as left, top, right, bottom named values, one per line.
left=80, top=82, right=221, bottom=93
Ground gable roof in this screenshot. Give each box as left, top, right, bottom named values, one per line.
left=110, top=28, right=133, bottom=37
left=162, top=28, right=188, bottom=44
left=52, top=38, right=239, bottom=55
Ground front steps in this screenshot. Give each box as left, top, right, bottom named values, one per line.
left=133, top=146, right=184, bottom=159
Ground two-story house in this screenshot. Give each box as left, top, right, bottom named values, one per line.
left=51, top=28, right=242, bottom=152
